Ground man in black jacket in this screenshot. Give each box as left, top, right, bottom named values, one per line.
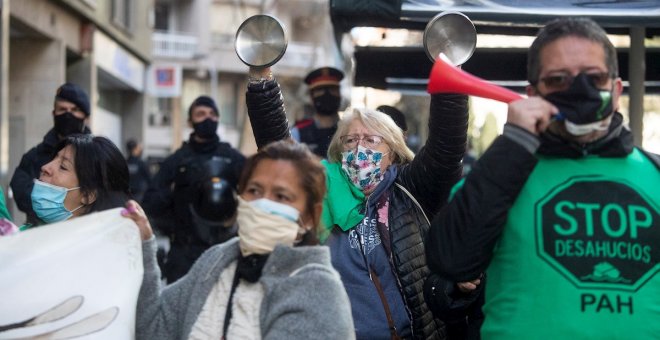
left=426, top=17, right=660, bottom=339
left=142, top=95, right=245, bottom=283
left=10, top=83, right=91, bottom=226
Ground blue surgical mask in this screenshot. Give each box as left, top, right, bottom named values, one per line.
left=31, top=179, right=84, bottom=223
left=249, top=198, right=300, bottom=222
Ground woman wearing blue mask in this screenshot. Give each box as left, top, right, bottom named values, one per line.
left=27, top=134, right=130, bottom=228
left=123, top=141, right=354, bottom=339
left=245, top=67, right=481, bottom=339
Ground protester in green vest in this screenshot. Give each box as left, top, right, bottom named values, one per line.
left=426, top=17, right=660, bottom=339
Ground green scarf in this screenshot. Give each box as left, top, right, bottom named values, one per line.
left=320, top=160, right=365, bottom=233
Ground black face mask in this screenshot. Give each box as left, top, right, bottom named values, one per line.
left=54, top=112, right=85, bottom=137
left=312, top=89, right=341, bottom=116
left=543, top=73, right=614, bottom=125
left=193, top=118, right=218, bottom=139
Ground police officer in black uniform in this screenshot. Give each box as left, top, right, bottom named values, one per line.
left=10, top=83, right=91, bottom=226
left=291, top=67, right=344, bottom=158
left=142, top=95, right=245, bottom=283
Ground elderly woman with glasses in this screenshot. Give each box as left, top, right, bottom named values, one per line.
left=245, top=67, right=478, bottom=340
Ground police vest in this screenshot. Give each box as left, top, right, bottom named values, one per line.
left=298, top=123, right=337, bottom=158
left=482, top=148, right=660, bottom=339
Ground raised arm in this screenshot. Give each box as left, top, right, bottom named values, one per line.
left=426, top=96, right=555, bottom=281
left=245, top=67, right=291, bottom=149
left=398, top=93, right=469, bottom=218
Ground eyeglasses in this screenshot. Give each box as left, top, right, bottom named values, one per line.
left=539, top=71, right=612, bottom=91
left=339, top=134, right=385, bottom=149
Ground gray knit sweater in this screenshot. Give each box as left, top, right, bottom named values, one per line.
left=137, top=237, right=355, bottom=339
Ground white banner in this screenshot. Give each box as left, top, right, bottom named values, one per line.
left=0, top=208, right=143, bottom=339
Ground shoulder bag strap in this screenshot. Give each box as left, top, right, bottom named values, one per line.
left=369, top=267, right=402, bottom=340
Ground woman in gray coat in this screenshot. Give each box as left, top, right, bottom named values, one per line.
left=123, top=141, right=355, bottom=339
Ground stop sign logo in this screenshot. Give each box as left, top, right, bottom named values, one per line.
left=535, top=176, right=659, bottom=292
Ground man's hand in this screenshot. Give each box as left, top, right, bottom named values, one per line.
left=457, top=276, right=482, bottom=293
left=508, top=97, right=558, bottom=135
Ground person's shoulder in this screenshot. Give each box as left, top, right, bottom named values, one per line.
left=215, top=141, right=245, bottom=160
left=21, top=144, right=40, bottom=158
left=294, top=118, right=314, bottom=130
left=638, top=147, right=660, bottom=170
left=31, top=130, right=59, bottom=153
left=170, top=142, right=193, bottom=156
left=270, top=245, right=333, bottom=274
left=198, top=238, right=239, bottom=268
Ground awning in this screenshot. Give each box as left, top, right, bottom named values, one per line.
left=334, top=0, right=660, bottom=92
left=332, top=0, right=660, bottom=34
left=354, top=46, right=660, bottom=93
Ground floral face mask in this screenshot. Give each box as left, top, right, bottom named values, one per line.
left=341, top=145, right=385, bottom=192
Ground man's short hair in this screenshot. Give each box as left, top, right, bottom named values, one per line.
left=188, top=95, right=219, bottom=120
left=527, top=17, right=618, bottom=86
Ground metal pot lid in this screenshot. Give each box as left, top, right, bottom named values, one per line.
left=235, top=14, right=288, bottom=68
left=423, top=11, right=476, bottom=66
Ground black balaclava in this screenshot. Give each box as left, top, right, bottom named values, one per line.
left=54, top=112, right=85, bottom=137
left=193, top=118, right=219, bottom=139
left=311, top=86, right=341, bottom=116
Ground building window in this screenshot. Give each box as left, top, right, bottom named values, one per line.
left=149, top=97, right=172, bottom=127
left=154, top=2, right=170, bottom=31
left=112, top=0, right=133, bottom=31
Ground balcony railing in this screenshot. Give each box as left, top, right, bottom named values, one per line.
left=152, top=30, right=198, bottom=59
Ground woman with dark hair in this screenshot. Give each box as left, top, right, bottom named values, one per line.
left=28, top=134, right=130, bottom=226
left=123, top=140, right=354, bottom=339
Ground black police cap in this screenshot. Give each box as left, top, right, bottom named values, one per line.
left=55, top=83, right=90, bottom=116
left=304, top=67, right=344, bottom=89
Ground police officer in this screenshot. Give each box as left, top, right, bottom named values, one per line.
left=10, top=83, right=91, bottom=226
left=142, top=95, right=245, bottom=283
left=291, top=67, right=344, bottom=158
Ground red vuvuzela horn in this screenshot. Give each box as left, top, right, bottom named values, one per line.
left=427, top=54, right=523, bottom=103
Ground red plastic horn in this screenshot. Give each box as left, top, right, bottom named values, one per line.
left=427, top=54, right=523, bottom=103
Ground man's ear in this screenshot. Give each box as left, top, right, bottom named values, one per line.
left=612, top=77, right=624, bottom=111
left=82, top=191, right=97, bottom=206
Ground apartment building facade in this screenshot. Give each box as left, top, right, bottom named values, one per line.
left=149, top=0, right=348, bottom=157
left=0, top=0, right=153, bottom=221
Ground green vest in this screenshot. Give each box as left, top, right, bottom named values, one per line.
left=0, top=186, right=11, bottom=221
left=483, top=148, right=660, bottom=339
